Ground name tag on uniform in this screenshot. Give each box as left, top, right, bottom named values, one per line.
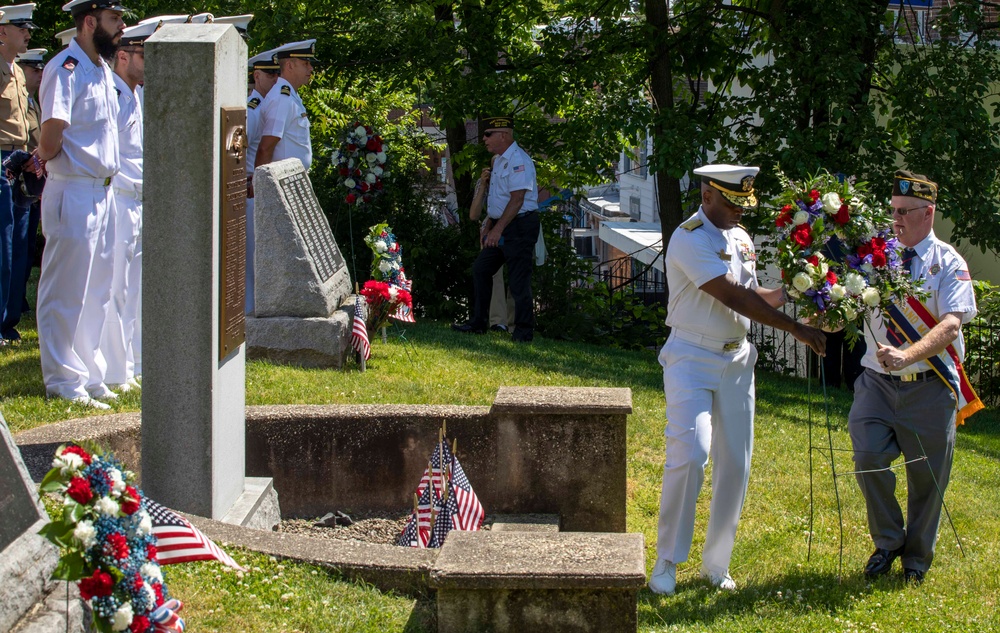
left=718, top=250, right=731, bottom=261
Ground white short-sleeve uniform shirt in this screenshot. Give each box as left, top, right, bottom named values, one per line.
left=486, top=141, right=537, bottom=219
left=245, top=88, right=263, bottom=172
left=111, top=72, right=142, bottom=192
left=664, top=206, right=758, bottom=341
left=39, top=38, right=120, bottom=179
left=259, top=77, right=311, bottom=170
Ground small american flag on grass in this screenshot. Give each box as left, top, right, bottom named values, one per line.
left=142, top=497, right=245, bottom=571
left=351, top=294, right=371, bottom=360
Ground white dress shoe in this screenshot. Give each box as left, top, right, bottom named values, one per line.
left=702, top=570, right=737, bottom=591
left=88, top=384, right=119, bottom=401
left=110, top=383, right=134, bottom=393
left=70, top=396, right=111, bottom=410
left=649, top=559, right=677, bottom=595
left=126, top=377, right=141, bottom=390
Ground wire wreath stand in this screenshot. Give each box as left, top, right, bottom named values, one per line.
left=803, top=322, right=966, bottom=582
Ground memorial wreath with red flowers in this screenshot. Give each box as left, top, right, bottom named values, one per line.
left=360, top=222, right=414, bottom=331
left=333, top=122, right=387, bottom=206
left=766, top=170, right=925, bottom=343
left=38, top=442, right=184, bottom=633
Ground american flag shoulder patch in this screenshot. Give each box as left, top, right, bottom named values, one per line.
left=956, top=270, right=971, bottom=281
left=512, top=164, right=525, bottom=173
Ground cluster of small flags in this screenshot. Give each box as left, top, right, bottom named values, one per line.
left=397, top=423, right=484, bottom=548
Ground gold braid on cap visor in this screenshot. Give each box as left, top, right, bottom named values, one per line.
left=707, top=180, right=758, bottom=208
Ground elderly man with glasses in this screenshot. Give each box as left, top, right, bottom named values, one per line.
left=848, top=169, right=979, bottom=585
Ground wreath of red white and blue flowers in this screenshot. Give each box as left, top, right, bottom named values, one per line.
left=333, top=122, right=387, bottom=205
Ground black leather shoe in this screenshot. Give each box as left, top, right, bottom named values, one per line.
left=511, top=329, right=534, bottom=343
left=903, top=568, right=925, bottom=585
left=864, top=547, right=904, bottom=578
left=452, top=322, right=486, bottom=334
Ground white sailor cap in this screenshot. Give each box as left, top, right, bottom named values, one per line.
left=692, top=163, right=760, bottom=209
left=0, top=3, right=37, bottom=29
left=55, top=27, right=76, bottom=47
left=61, top=0, right=127, bottom=17
left=138, top=14, right=189, bottom=25
left=15, top=47, right=46, bottom=68
left=188, top=12, right=213, bottom=23
left=214, top=14, right=253, bottom=39
left=119, top=20, right=158, bottom=46
left=249, top=48, right=280, bottom=73
left=272, top=39, right=318, bottom=62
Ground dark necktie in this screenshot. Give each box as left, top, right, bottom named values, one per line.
left=902, top=247, right=917, bottom=277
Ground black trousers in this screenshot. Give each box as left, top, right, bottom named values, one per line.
left=471, top=212, right=539, bottom=335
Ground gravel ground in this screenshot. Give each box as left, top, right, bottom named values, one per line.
left=278, top=512, right=492, bottom=545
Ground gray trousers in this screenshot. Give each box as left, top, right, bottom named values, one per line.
left=848, top=368, right=957, bottom=573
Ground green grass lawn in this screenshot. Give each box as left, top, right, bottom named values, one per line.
left=3, top=297, right=999, bottom=632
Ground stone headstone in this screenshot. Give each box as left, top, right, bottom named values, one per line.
left=0, top=414, right=59, bottom=632
left=245, top=159, right=353, bottom=368
left=143, top=24, right=278, bottom=527
left=252, top=159, right=351, bottom=318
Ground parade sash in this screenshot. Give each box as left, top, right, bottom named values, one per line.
left=884, top=297, right=984, bottom=425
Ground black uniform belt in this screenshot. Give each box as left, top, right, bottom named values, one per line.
left=870, top=368, right=936, bottom=383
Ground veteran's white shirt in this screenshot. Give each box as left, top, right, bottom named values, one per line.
left=486, top=141, right=537, bottom=219
left=259, top=78, right=311, bottom=170
left=664, top=206, right=759, bottom=341
left=112, top=72, right=142, bottom=193
left=39, top=38, right=120, bottom=179
left=862, top=230, right=977, bottom=373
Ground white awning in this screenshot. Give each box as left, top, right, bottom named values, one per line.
left=598, top=222, right=665, bottom=272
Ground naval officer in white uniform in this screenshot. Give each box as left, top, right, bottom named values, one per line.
left=36, top=0, right=124, bottom=409
left=649, top=164, right=827, bottom=595
left=254, top=39, right=316, bottom=172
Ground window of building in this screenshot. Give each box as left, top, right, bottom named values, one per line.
left=629, top=196, right=641, bottom=221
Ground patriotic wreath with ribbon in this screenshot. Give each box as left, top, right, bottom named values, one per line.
left=333, top=122, right=387, bottom=206
left=766, top=170, right=925, bottom=343
left=360, top=222, right=414, bottom=331
left=39, top=442, right=184, bottom=633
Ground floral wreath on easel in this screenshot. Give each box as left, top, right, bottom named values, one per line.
left=333, top=122, right=387, bottom=205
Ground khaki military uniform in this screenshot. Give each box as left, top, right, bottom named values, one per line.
left=0, top=61, right=30, bottom=150
left=25, top=96, right=39, bottom=152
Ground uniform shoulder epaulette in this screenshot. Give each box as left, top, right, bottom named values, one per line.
left=247, top=97, right=261, bottom=109
left=62, top=57, right=78, bottom=72
left=280, top=85, right=291, bottom=96
left=680, top=217, right=703, bottom=231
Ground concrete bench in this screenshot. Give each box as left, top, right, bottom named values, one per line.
left=430, top=531, right=645, bottom=633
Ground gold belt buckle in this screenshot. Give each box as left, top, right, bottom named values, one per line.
left=722, top=340, right=742, bottom=352
left=103, top=177, right=112, bottom=187
left=900, top=373, right=917, bottom=383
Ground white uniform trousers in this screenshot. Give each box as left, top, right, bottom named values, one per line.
left=37, top=178, right=116, bottom=399
left=101, top=190, right=142, bottom=384
left=245, top=196, right=255, bottom=314
left=656, top=334, right=757, bottom=575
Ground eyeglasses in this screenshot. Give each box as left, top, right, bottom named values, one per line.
left=891, top=205, right=928, bottom=216
left=483, top=131, right=498, bottom=138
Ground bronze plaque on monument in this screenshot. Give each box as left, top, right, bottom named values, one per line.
left=219, top=106, right=247, bottom=361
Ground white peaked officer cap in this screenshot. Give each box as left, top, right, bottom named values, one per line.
left=692, top=163, right=760, bottom=209
left=214, top=14, right=253, bottom=33
left=119, top=20, right=159, bottom=46
left=15, top=47, right=46, bottom=68
left=138, top=14, right=189, bottom=25
left=55, top=27, right=76, bottom=47
left=188, top=12, right=213, bottom=23
left=0, top=3, right=37, bottom=29
left=249, top=48, right=281, bottom=72
left=272, top=39, right=319, bottom=62
left=61, top=0, right=127, bottom=17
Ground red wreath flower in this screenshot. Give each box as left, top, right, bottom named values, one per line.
left=129, top=616, right=151, bottom=633
left=79, top=569, right=114, bottom=600
left=67, top=476, right=93, bottom=504
left=105, top=532, right=130, bottom=560
left=147, top=543, right=157, bottom=560
left=346, top=193, right=357, bottom=204
left=775, top=204, right=793, bottom=227
left=791, top=223, right=813, bottom=248
left=834, top=203, right=850, bottom=225
left=62, top=445, right=93, bottom=465
left=827, top=270, right=838, bottom=284
left=121, top=486, right=140, bottom=515
left=809, top=189, right=820, bottom=202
